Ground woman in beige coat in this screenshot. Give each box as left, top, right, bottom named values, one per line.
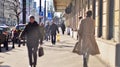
left=73, top=11, right=100, bottom=67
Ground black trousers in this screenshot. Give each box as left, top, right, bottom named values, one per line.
left=62, top=30, right=65, bottom=35
left=40, top=37, right=43, bottom=45
left=27, top=41, right=39, bottom=66
left=51, top=34, right=56, bottom=44
left=3, top=41, right=8, bottom=50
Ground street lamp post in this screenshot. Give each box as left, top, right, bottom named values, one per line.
left=39, top=0, right=41, bottom=23
left=44, top=0, right=46, bottom=24
left=22, top=0, right=26, bottom=24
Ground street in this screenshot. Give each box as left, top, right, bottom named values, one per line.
left=0, top=35, right=107, bottom=67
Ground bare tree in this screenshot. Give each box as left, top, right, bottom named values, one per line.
left=5, top=0, right=22, bottom=25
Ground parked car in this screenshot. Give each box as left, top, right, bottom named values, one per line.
left=0, top=26, right=11, bottom=52
left=12, top=24, right=26, bottom=48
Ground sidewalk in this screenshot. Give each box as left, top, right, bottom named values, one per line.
left=0, top=35, right=107, bottom=67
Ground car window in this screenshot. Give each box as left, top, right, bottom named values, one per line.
left=0, top=30, right=2, bottom=34
left=0, top=27, right=10, bottom=32
left=16, top=25, right=26, bottom=31
left=0, top=27, right=3, bottom=30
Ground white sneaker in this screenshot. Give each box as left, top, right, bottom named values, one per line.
left=29, top=65, right=32, bottom=67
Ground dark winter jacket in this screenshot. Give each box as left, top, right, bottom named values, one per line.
left=45, top=25, right=50, bottom=33
left=21, top=21, right=41, bottom=41
left=50, top=23, right=59, bottom=35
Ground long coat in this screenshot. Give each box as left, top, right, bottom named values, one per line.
left=73, top=17, right=100, bottom=55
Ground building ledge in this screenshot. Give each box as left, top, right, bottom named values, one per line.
left=96, top=38, right=118, bottom=46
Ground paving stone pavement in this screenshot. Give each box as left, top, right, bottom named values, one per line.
left=0, top=35, right=107, bottom=67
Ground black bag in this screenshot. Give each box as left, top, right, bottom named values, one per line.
left=38, top=47, right=44, bottom=57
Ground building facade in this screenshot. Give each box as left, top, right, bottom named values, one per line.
left=64, top=0, right=120, bottom=67
left=19, top=0, right=39, bottom=23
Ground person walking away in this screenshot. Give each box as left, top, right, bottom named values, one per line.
left=50, top=22, right=59, bottom=45
left=73, top=11, right=100, bottom=67
left=39, top=23, right=45, bottom=45
left=45, top=22, right=50, bottom=41
left=61, top=22, right=66, bottom=35
left=20, top=16, right=41, bottom=67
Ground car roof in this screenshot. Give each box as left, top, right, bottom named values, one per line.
left=15, top=24, right=26, bottom=26
left=0, top=26, right=9, bottom=28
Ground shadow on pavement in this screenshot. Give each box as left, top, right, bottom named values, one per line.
left=0, top=47, right=13, bottom=53
left=44, top=45, right=74, bottom=48
left=44, top=45, right=74, bottom=52
left=58, top=40, right=76, bottom=45
left=0, top=65, right=11, bottom=67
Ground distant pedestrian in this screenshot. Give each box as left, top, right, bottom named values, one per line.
left=67, top=26, right=70, bottom=35
left=50, top=22, right=59, bottom=45
left=73, top=11, right=100, bottom=67
left=61, top=22, right=66, bottom=35
left=45, top=22, right=50, bottom=41
left=20, top=16, right=41, bottom=67
left=39, top=23, right=45, bottom=45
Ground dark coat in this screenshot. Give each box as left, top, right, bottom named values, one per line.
left=45, top=25, right=50, bottom=33
left=50, top=23, right=59, bottom=35
left=21, top=21, right=41, bottom=43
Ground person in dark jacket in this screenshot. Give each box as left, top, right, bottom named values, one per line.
left=20, top=16, right=41, bottom=67
left=45, top=22, right=50, bottom=41
left=50, top=22, right=59, bottom=45
left=61, top=22, right=66, bottom=35
left=39, top=23, right=45, bottom=45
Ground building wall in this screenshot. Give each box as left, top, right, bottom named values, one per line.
left=114, top=0, right=120, bottom=43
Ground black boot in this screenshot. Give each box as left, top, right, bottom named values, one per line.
left=12, top=45, right=15, bottom=48
left=33, top=65, right=36, bottom=67
left=83, top=58, right=88, bottom=67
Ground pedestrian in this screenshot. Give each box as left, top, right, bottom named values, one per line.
left=50, top=22, right=59, bottom=45
left=39, top=23, right=45, bottom=45
left=61, top=22, right=66, bottom=35
left=67, top=26, right=70, bottom=35
left=73, top=11, right=100, bottom=67
left=45, top=22, right=50, bottom=41
left=20, top=16, right=41, bottom=67
left=12, top=29, right=21, bottom=48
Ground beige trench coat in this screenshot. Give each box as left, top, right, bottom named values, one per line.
left=73, top=17, right=100, bottom=55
